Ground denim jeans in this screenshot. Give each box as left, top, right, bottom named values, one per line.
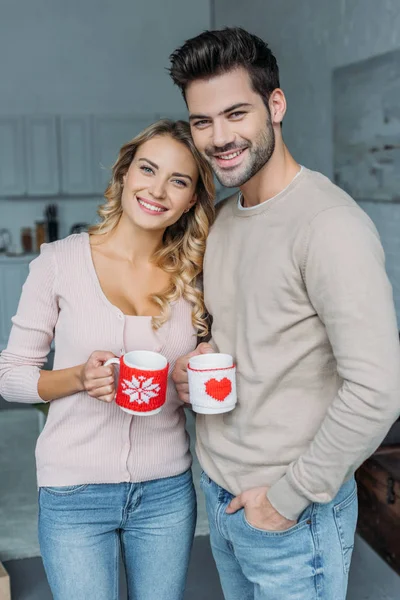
left=200, top=472, right=358, bottom=600
left=38, top=469, right=196, bottom=600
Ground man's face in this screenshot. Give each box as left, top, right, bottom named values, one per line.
left=186, top=68, right=275, bottom=188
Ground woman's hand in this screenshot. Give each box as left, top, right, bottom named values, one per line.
left=79, top=351, right=118, bottom=403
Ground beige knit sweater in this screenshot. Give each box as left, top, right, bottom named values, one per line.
left=196, top=167, right=400, bottom=520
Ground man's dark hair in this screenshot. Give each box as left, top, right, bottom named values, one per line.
left=169, top=27, right=280, bottom=107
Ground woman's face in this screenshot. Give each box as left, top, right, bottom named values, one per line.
left=121, top=135, right=199, bottom=232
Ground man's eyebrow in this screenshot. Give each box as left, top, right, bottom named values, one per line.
left=189, top=103, right=252, bottom=121
left=138, top=158, right=192, bottom=182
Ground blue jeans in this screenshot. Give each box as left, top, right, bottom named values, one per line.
left=200, top=472, right=358, bottom=600
left=38, top=469, right=196, bottom=600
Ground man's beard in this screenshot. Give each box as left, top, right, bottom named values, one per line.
left=206, top=118, right=275, bottom=188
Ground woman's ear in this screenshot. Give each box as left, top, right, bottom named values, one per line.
left=186, top=193, right=198, bottom=212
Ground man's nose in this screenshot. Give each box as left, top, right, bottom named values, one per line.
left=212, top=120, right=235, bottom=150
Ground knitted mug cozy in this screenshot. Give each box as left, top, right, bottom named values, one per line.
left=116, top=359, right=169, bottom=415
left=105, top=351, right=169, bottom=416
left=187, top=364, right=237, bottom=414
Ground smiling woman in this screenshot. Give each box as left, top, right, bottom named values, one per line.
left=90, top=119, right=215, bottom=333
left=0, top=118, right=215, bottom=600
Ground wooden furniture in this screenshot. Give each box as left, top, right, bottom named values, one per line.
left=356, top=444, right=400, bottom=575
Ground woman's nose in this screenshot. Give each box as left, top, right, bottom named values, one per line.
left=149, top=178, right=167, bottom=199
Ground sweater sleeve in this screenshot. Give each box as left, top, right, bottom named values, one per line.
left=0, top=243, right=59, bottom=404
left=267, top=205, right=400, bottom=520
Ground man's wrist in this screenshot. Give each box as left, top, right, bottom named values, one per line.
left=267, top=475, right=310, bottom=521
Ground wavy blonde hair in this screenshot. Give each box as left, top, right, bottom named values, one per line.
left=89, top=119, right=215, bottom=336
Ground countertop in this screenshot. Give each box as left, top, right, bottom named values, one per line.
left=0, top=253, right=38, bottom=263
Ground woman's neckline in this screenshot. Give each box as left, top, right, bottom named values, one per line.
left=83, top=232, right=161, bottom=318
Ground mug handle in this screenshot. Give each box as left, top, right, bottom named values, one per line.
left=103, top=358, right=120, bottom=401
left=104, top=357, right=121, bottom=368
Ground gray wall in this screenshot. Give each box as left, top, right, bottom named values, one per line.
left=0, top=0, right=210, bottom=245
left=0, top=0, right=209, bottom=116
left=215, top=0, right=400, bottom=324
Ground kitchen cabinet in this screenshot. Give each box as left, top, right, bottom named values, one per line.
left=0, top=256, right=32, bottom=350
left=60, top=116, right=95, bottom=195
left=0, top=113, right=161, bottom=198
left=25, top=116, right=60, bottom=196
left=0, top=117, right=26, bottom=196
left=92, top=115, right=157, bottom=193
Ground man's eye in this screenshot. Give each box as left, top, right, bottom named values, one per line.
left=194, top=120, right=210, bottom=128
left=229, top=112, right=245, bottom=119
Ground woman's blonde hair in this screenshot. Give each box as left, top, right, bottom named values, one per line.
left=90, top=119, right=215, bottom=336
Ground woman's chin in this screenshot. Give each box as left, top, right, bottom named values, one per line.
left=131, top=215, right=170, bottom=233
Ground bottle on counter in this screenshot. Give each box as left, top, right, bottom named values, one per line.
left=45, top=204, right=59, bottom=243
left=21, top=227, right=33, bottom=254
left=0, top=228, right=11, bottom=254
left=35, top=221, right=46, bottom=251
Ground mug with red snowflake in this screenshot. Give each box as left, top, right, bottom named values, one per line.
left=187, top=353, right=237, bottom=414
left=104, top=350, right=169, bottom=416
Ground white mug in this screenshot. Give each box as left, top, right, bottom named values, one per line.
left=187, top=353, right=237, bottom=414
left=188, top=353, right=233, bottom=370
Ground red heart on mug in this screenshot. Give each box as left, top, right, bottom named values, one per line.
left=205, top=377, right=232, bottom=402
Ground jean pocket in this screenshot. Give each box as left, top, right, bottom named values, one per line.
left=333, top=483, right=358, bottom=574
left=40, top=484, right=89, bottom=496
left=199, top=471, right=211, bottom=489
left=241, top=504, right=312, bottom=537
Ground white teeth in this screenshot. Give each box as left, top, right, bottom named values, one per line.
left=138, top=199, right=165, bottom=212
left=217, top=150, right=243, bottom=160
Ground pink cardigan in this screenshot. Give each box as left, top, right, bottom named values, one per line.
left=0, top=233, right=197, bottom=486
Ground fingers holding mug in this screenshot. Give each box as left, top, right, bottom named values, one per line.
left=172, top=343, right=213, bottom=404
left=81, top=351, right=118, bottom=402
left=87, top=380, right=116, bottom=402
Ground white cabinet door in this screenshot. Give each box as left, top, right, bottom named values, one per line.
left=92, top=116, right=157, bottom=194
left=25, top=116, right=60, bottom=196
left=0, top=259, right=30, bottom=350
left=60, top=116, right=95, bottom=195
left=0, top=117, right=26, bottom=196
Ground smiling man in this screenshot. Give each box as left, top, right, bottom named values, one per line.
left=169, top=28, right=400, bottom=600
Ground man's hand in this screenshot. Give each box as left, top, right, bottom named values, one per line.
left=172, top=342, right=214, bottom=403
left=226, top=486, right=296, bottom=532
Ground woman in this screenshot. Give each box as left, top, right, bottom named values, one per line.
left=0, top=119, right=215, bottom=600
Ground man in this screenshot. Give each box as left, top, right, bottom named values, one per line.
left=169, top=28, right=400, bottom=599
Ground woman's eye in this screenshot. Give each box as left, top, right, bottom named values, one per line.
left=173, top=179, right=187, bottom=187
left=140, top=165, right=154, bottom=174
